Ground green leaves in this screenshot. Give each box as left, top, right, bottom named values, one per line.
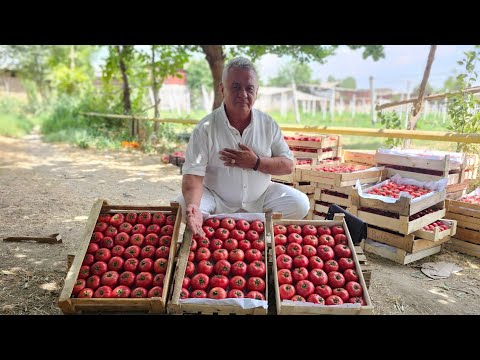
left=378, top=110, right=403, bottom=148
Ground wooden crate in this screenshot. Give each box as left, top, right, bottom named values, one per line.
left=272, top=164, right=312, bottom=184
left=367, top=225, right=453, bottom=254
left=350, top=201, right=446, bottom=235
left=412, top=219, right=457, bottom=241
left=167, top=216, right=268, bottom=315
left=271, top=213, right=373, bottom=315
left=316, top=189, right=351, bottom=207
left=57, top=199, right=182, bottom=314
left=376, top=151, right=477, bottom=186
left=444, top=238, right=480, bottom=258
left=292, top=148, right=341, bottom=161
left=285, top=134, right=340, bottom=149
left=271, top=179, right=315, bottom=195
left=312, top=211, right=327, bottom=220
left=351, top=180, right=447, bottom=217
left=355, top=245, right=372, bottom=289
left=300, top=164, right=385, bottom=187
left=314, top=200, right=348, bottom=214
left=342, top=150, right=376, bottom=166
left=446, top=198, right=480, bottom=232
left=362, top=238, right=442, bottom=265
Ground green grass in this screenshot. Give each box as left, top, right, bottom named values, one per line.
left=0, top=112, right=40, bottom=137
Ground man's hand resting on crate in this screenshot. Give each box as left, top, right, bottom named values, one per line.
left=186, top=203, right=205, bottom=238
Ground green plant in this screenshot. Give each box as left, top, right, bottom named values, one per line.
left=447, top=47, right=480, bottom=154
left=377, top=110, right=403, bottom=148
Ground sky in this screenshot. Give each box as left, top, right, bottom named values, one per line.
left=255, top=45, right=477, bottom=93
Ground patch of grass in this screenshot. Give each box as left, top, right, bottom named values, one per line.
left=0, top=112, right=37, bottom=137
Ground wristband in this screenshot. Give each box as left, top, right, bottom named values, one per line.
left=253, top=155, right=261, bottom=171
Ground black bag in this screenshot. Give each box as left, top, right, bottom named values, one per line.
left=326, top=204, right=367, bottom=245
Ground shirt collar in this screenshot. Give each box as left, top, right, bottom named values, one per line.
left=220, top=102, right=255, bottom=130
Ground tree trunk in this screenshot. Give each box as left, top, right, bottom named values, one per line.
left=201, top=45, right=225, bottom=110
left=404, top=45, right=437, bottom=148
left=116, top=45, right=133, bottom=137
left=151, top=46, right=160, bottom=133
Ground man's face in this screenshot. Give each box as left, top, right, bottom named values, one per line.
left=220, top=67, right=258, bottom=115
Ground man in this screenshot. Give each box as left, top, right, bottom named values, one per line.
left=175, top=56, right=310, bottom=237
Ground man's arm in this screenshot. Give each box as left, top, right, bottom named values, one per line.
left=182, top=174, right=205, bottom=237
left=256, top=156, right=294, bottom=175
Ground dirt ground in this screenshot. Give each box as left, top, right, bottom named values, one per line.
left=1, top=133, right=479, bottom=315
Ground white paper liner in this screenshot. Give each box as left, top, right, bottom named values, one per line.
left=179, top=297, right=268, bottom=309
left=356, top=174, right=448, bottom=204
left=282, top=300, right=362, bottom=308
left=377, top=148, right=464, bottom=164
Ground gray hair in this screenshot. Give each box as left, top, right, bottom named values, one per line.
left=222, top=56, right=258, bottom=82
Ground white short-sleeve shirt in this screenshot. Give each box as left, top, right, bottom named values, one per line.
left=182, top=103, right=293, bottom=214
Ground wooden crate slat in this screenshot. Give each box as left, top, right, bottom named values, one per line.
left=375, top=152, right=459, bottom=172
left=412, top=219, right=457, bottom=241
left=363, top=239, right=442, bottom=265
left=445, top=212, right=480, bottom=231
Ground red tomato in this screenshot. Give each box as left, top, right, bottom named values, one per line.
left=72, top=279, right=86, bottom=296
left=292, top=267, right=309, bottom=282
left=251, top=220, right=264, bottom=234
left=293, top=254, right=309, bottom=268
left=307, top=293, right=325, bottom=304
left=334, top=233, right=348, bottom=246
left=138, top=258, right=154, bottom=273
left=137, top=212, right=152, bottom=226
left=153, top=273, right=165, bottom=287
left=246, top=291, right=265, bottom=300
left=108, top=256, right=124, bottom=272
left=317, top=225, right=331, bottom=236
left=209, top=287, right=227, bottom=299
left=302, top=244, right=317, bottom=258
left=287, top=233, right=303, bottom=245
left=345, top=281, right=363, bottom=297
left=159, top=235, right=172, bottom=246
left=153, top=258, right=168, bottom=274
left=130, top=287, right=148, bottom=298
left=273, top=224, right=287, bottom=236
left=95, top=248, right=112, bottom=263
left=212, top=249, right=229, bottom=262
left=228, top=289, right=244, bottom=298
left=148, top=286, right=163, bottom=298
left=160, top=225, right=174, bottom=237
left=179, top=288, right=190, bottom=299
left=130, top=234, right=144, bottom=247
left=323, top=259, right=339, bottom=273
left=86, top=275, right=101, bottom=290
left=291, top=295, right=306, bottom=302
left=251, top=239, right=265, bottom=252
left=92, top=232, right=104, bottom=244
left=197, top=260, right=214, bottom=276
left=325, top=294, right=343, bottom=305
left=191, top=290, right=207, bottom=298
left=277, top=269, right=293, bottom=285
left=279, top=284, right=296, bottom=300
left=231, top=229, right=245, bottom=241
left=125, top=212, right=138, bottom=225
left=214, top=259, right=231, bottom=276
left=202, top=226, right=216, bottom=238
left=112, top=285, right=131, bottom=298
left=286, top=243, right=302, bottom=258
left=318, top=234, right=335, bottom=247
left=195, top=247, right=211, bottom=262
left=303, top=235, right=318, bottom=247
left=119, top=222, right=133, bottom=234
left=119, top=271, right=135, bottom=287
left=191, top=273, right=210, bottom=290
left=90, top=261, right=108, bottom=277
left=276, top=254, right=293, bottom=270
left=236, top=219, right=250, bottom=232
left=124, top=245, right=140, bottom=259
left=97, top=214, right=111, bottom=223
left=231, top=261, right=247, bottom=277
left=210, top=275, right=229, bottom=289
left=317, top=246, right=335, bottom=262
left=287, top=224, right=302, bottom=234
left=343, top=269, right=359, bottom=282
left=87, top=243, right=99, bottom=254
left=155, top=245, right=170, bottom=259
left=238, top=239, right=251, bottom=252
left=77, top=288, right=94, bottom=298
left=94, top=285, right=113, bottom=298
left=338, top=257, right=355, bottom=272
left=165, top=214, right=176, bottom=226
left=209, top=239, right=223, bottom=251
left=151, top=212, right=166, bottom=226
left=229, top=275, right=247, bottom=290
left=95, top=222, right=108, bottom=233
left=105, top=226, right=118, bottom=238
left=215, top=228, right=230, bottom=241
left=220, top=217, right=236, bottom=231
left=274, top=234, right=287, bottom=246
left=111, top=245, right=125, bottom=258
left=328, top=271, right=345, bottom=288
left=302, top=224, right=317, bottom=236
left=145, top=233, right=159, bottom=247
left=309, top=268, right=328, bottom=286
left=223, top=238, right=238, bottom=251
left=123, top=258, right=139, bottom=273
left=332, top=287, right=349, bottom=302
left=247, top=277, right=266, bottom=292
left=247, top=260, right=266, bottom=278
left=244, top=249, right=262, bottom=263
left=205, top=218, right=221, bottom=230
left=331, top=225, right=344, bottom=236
left=246, top=230, right=259, bottom=242
left=334, top=244, right=351, bottom=258
left=135, top=272, right=153, bottom=288
left=308, top=256, right=324, bottom=270
left=140, top=245, right=155, bottom=259
left=229, top=249, right=245, bottom=263
left=132, top=223, right=146, bottom=235
left=275, top=245, right=287, bottom=256
left=348, top=297, right=365, bottom=305
left=315, top=284, right=332, bottom=299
